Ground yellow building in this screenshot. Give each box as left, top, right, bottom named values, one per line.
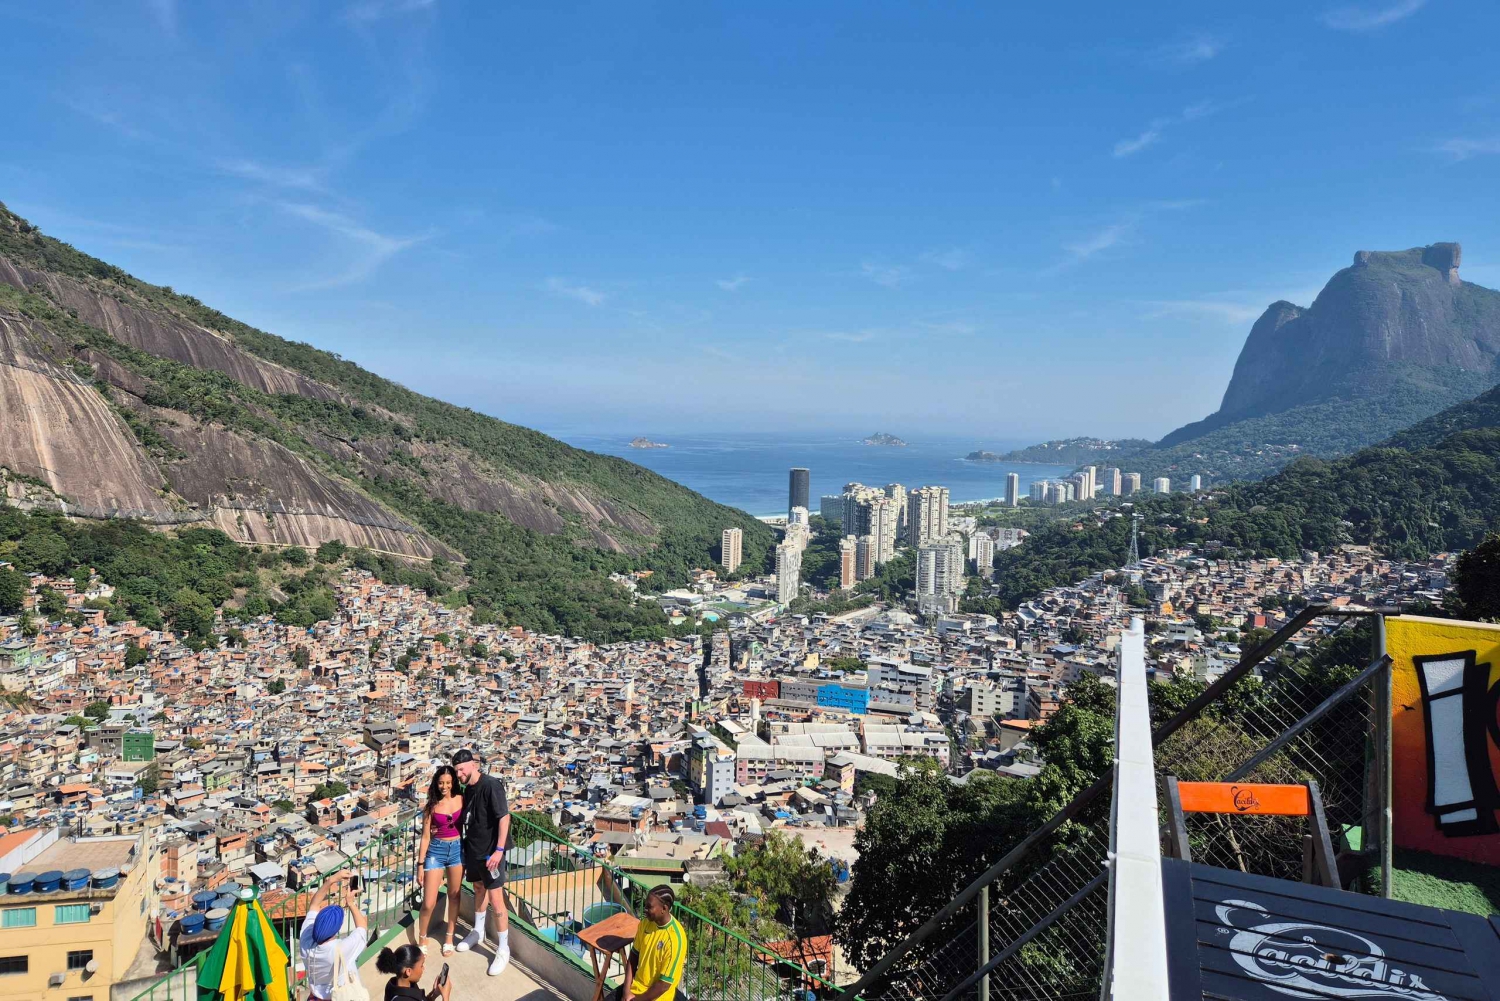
left=0, top=830, right=154, bottom=1001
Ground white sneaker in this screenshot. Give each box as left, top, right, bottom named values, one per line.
left=455, top=928, right=482, bottom=953
left=488, top=944, right=510, bottom=976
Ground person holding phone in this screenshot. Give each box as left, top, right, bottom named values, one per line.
left=450, top=749, right=510, bottom=976
left=299, top=872, right=369, bottom=1001
left=376, top=943, right=452, bottom=1001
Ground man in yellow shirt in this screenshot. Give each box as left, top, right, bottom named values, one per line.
left=623, top=886, right=688, bottom=1001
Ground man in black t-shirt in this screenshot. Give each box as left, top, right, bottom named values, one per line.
left=451, top=749, right=511, bottom=975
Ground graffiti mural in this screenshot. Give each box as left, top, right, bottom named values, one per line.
left=1386, top=616, right=1500, bottom=864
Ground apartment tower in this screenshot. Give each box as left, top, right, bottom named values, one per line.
left=720, top=527, right=743, bottom=573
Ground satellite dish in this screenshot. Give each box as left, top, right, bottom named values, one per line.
left=85, top=960, right=99, bottom=974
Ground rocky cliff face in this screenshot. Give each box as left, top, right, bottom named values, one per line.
left=1157, top=243, right=1500, bottom=451
left=0, top=201, right=769, bottom=593
left=1217, top=244, right=1500, bottom=421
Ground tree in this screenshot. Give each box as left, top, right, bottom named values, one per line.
left=310, top=781, right=349, bottom=802
left=291, top=647, right=310, bottom=670
left=63, top=715, right=91, bottom=729
left=37, top=586, right=67, bottom=618
left=0, top=566, right=24, bottom=615
left=267, top=678, right=287, bottom=695
left=136, top=763, right=160, bottom=795
left=315, top=539, right=348, bottom=563
left=1453, top=533, right=1500, bottom=620
left=84, top=701, right=111, bottom=721
left=513, top=810, right=565, bottom=847
left=437, top=706, right=454, bottom=718
left=125, top=643, right=149, bottom=668
left=273, top=799, right=296, bottom=814
left=167, top=587, right=216, bottom=638
left=282, top=546, right=309, bottom=567
left=824, top=655, right=865, bottom=673
left=723, top=830, right=838, bottom=935
left=185, top=737, right=204, bottom=750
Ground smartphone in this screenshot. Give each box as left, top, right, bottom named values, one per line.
left=346, top=874, right=361, bottom=893
left=438, top=964, right=450, bottom=988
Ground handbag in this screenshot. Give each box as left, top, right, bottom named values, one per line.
left=329, top=941, right=371, bottom=1001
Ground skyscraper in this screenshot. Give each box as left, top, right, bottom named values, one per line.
left=1083, top=466, right=1097, bottom=499
left=855, top=535, right=877, bottom=580
left=819, top=496, right=844, bottom=522
left=844, top=484, right=899, bottom=564
left=775, top=541, right=801, bottom=604
left=870, top=496, right=900, bottom=563
left=906, top=486, right=950, bottom=545
left=1153, top=476, right=1172, bottom=494
left=1006, top=472, right=1020, bottom=507
left=839, top=536, right=858, bottom=590
left=916, top=535, right=965, bottom=616
left=1123, top=472, right=1141, bottom=495
left=969, top=532, right=995, bottom=575
left=1189, top=474, right=1203, bottom=493
left=885, top=483, right=907, bottom=539
left=1102, top=467, right=1122, bottom=497
left=720, top=527, right=743, bottom=573
left=788, top=468, right=810, bottom=517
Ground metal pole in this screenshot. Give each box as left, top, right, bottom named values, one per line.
left=1374, top=613, right=1392, bottom=897
left=977, top=885, right=990, bottom=1001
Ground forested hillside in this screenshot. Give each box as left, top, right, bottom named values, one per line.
left=0, top=202, right=773, bottom=641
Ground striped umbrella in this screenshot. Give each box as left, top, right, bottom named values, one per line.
left=196, top=889, right=291, bottom=1001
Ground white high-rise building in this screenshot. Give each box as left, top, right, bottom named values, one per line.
left=775, top=541, right=801, bottom=604
left=1083, top=466, right=1097, bottom=499
left=839, top=536, right=858, bottom=590
left=789, top=505, right=809, bottom=525
left=916, top=535, right=966, bottom=616
left=720, top=527, right=743, bottom=573
left=884, top=484, right=907, bottom=540
left=870, top=496, right=900, bottom=563
left=1006, top=472, right=1020, bottom=507
left=968, top=532, right=995, bottom=573
left=1030, top=480, right=1047, bottom=503
left=1102, top=467, right=1122, bottom=497
left=1189, top=474, right=1203, bottom=493
left=906, top=486, right=950, bottom=545
left=1123, top=472, right=1142, bottom=495
left=1154, top=476, right=1172, bottom=494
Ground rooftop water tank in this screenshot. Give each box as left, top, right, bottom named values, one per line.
left=205, top=907, right=229, bottom=932
left=33, top=870, right=63, bottom=893
left=93, top=868, right=121, bottom=890
left=179, top=912, right=205, bottom=935
left=63, top=869, right=91, bottom=891
left=192, top=890, right=217, bottom=910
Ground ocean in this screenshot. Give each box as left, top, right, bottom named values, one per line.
left=550, top=431, right=1074, bottom=517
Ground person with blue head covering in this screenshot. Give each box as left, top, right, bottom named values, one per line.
left=300, top=872, right=369, bottom=1001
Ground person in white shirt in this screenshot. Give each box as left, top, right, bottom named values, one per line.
left=300, top=873, right=369, bottom=1001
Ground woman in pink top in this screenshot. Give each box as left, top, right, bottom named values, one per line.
left=413, top=765, right=464, bottom=954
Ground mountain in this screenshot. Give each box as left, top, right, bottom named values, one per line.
left=984, top=437, right=1152, bottom=466
left=1009, top=245, right=1500, bottom=486
left=0, top=202, right=774, bottom=640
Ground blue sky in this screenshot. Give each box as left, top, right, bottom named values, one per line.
left=2, top=0, right=1499, bottom=440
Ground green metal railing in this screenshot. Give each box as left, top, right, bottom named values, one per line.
left=124, top=811, right=839, bottom=1001
left=506, top=814, right=844, bottom=1001
left=123, top=814, right=422, bottom=1001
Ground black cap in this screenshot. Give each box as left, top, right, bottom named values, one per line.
left=451, top=749, right=476, bottom=765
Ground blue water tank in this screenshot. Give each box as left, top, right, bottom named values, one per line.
left=192, top=890, right=217, bottom=911
left=205, top=907, right=230, bottom=932
left=9, top=872, right=35, bottom=894
left=93, top=868, right=121, bottom=890
left=33, top=870, right=63, bottom=893
left=179, top=912, right=205, bottom=935
left=693, top=805, right=707, bottom=819
left=63, top=869, right=91, bottom=891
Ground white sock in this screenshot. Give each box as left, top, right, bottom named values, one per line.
left=497, top=929, right=508, bottom=948
left=473, top=911, right=488, bottom=937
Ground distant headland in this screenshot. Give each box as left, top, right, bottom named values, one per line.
left=863, top=432, right=908, bottom=446
left=629, top=437, right=669, bottom=449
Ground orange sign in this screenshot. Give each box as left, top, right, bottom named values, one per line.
left=1176, top=782, right=1312, bottom=816
left=1386, top=615, right=1500, bottom=865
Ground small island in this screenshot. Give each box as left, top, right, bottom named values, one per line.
left=864, top=432, right=908, bottom=447
left=965, top=450, right=1004, bottom=462
left=629, top=437, right=669, bottom=449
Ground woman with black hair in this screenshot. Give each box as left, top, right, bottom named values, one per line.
left=376, top=944, right=451, bottom=1001
left=412, top=765, right=465, bottom=954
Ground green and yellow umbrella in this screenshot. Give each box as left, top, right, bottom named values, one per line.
left=196, top=888, right=291, bottom=1001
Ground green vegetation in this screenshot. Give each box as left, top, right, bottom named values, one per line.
left=1392, top=848, right=1500, bottom=916
left=135, top=762, right=160, bottom=795
left=310, top=781, right=349, bottom=802
left=0, top=565, right=24, bottom=614
left=0, top=203, right=777, bottom=642
left=722, top=830, right=837, bottom=936
left=992, top=438, right=1152, bottom=466
left=511, top=810, right=566, bottom=849
left=1449, top=533, right=1500, bottom=620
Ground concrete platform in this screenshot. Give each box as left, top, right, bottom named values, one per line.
left=359, top=912, right=583, bottom=1001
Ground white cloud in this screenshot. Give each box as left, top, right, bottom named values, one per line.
left=1320, top=0, right=1426, bottom=31
left=347, top=0, right=437, bottom=21
left=919, top=248, right=970, bottom=271
left=859, top=262, right=909, bottom=288
left=544, top=277, right=607, bottom=307
left=1143, top=299, right=1265, bottom=325
left=1112, top=100, right=1230, bottom=158
left=1113, top=126, right=1164, bottom=158
left=1065, top=223, right=1132, bottom=262
left=279, top=202, right=426, bottom=289
left=217, top=158, right=327, bottom=192
left=715, top=275, right=751, bottom=291
left=1152, top=31, right=1223, bottom=65
left=1435, top=137, right=1500, bottom=161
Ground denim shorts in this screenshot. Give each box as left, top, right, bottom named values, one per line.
left=424, top=838, right=463, bottom=871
